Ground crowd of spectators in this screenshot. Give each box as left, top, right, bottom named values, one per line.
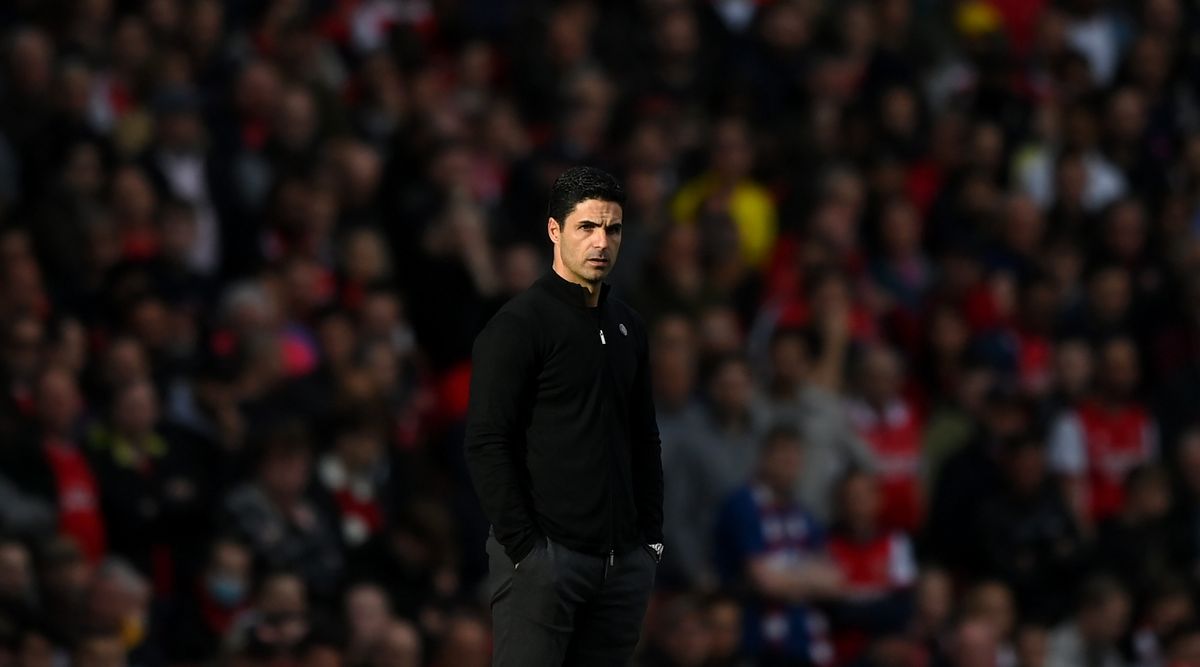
left=3, top=0, right=1200, bottom=665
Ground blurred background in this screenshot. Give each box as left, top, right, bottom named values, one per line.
left=0, top=0, right=1199, bottom=665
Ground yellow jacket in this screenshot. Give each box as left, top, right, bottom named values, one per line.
left=671, top=173, right=778, bottom=269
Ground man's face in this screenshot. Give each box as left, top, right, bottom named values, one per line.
left=708, top=361, right=752, bottom=416
left=209, top=541, right=251, bottom=585
left=261, top=450, right=311, bottom=502
left=75, top=637, right=126, bottom=667
left=0, top=543, right=32, bottom=602
left=705, top=602, right=742, bottom=659
left=36, top=370, right=81, bottom=435
left=1100, top=339, right=1139, bottom=397
left=550, top=198, right=622, bottom=287
left=770, top=336, right=808, bottom=387
left=840, top=474, right=881, bottom=526
left=761, top=439, right=804, bottom=493
left=346, top=585, right=391, bottom=644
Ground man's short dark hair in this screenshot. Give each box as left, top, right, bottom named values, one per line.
left=547, top=166, right=625, bottom=226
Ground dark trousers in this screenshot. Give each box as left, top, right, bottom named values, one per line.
left=485, top=531, right=656, bottom=666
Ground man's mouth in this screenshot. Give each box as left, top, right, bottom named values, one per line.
left=587, top=257, right=609, bottom=265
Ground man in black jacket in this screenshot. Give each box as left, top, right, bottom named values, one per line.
left=465, top=166, right=664, bottom=666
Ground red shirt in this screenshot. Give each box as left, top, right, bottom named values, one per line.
left=1050, top=400, right=1157, bottom=522
left=847, top=400, right=924, bottom=532
left=1077, top=401, right=1156, bottom=520
left=829, top=531, right=916, bottom=598
left=828, top=530, right=917, bottom=664
left=43, top=439, right=106, bottom=563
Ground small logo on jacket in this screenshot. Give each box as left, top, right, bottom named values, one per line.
left=619, top=323, right=628, bottom=336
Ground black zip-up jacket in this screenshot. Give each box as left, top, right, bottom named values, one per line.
left=464, top=270, right=663, bottom=564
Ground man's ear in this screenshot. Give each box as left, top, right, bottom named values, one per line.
left=547, top=217, right=560, bottom=244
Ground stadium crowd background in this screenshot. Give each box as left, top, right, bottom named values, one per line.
left=1, top=0, right=1200, bottom=665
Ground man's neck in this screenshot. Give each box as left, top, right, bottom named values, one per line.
left=552, top=262, right=601, bottom=307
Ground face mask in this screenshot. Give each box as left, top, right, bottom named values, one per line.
left=207, top=573, right=247, bottom=608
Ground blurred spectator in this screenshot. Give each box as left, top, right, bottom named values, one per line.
left=226, top=570, right=311, bottom=663
left=427, top=610, right=489, bottom=667
left=936, top=616, right=1001, bottom=667
left=870, top=197, right=933, bottom=315
left=636, top=594, right=710, bottom=667
left=371, top=619, right=422, bottom=667
left=0, top=367, right=106, bottom=562
left=649, top=313, right=701, bottom=442
left=714, top=424, right=842, bottom=666
left=827, top=470, right=916, bottom=663
left=73, top=631, right=127, bottom=667
left=664, top=354, right=767, bottom=588
left=1162, top=623, right=1200, bottom=667
left=1170, top=430, right=1200, bottom=584
left=85, top=378, right=207, bottom=592
left=846, top=344, right=924, bottom=533
left=0, top=536, right=37, bottom=635
left=631, top=224, right=706, bottom=319
left=1015, top=623, right=1049, bottom=667
left=762, top=323, right=874, bottom=522
left=703, top=591, right=752, bottom=667
left=85, top=558, right=157, bottom=666
left=166, top=535, right=254, bottom=664
left=344, top=582, right=395, bottom=667
left=1129, top=576, right=1194, bottom=667
left=35, top=537, right=91, bottom=642
left=1045, top=575, right=1131, bottom=667
left=14, top=621, right=67, bottom=667
left=671, top=117, right=777, bottom=270
left=960, top=581, right=1019, bottom=667
left=1094, top=464, right=1175, bottom=598
left=317, top=408, right=395, bottom=550
left=1049, top=336, right=1157, bottom=528
left=977, top=433, right=1083, bottom=621
left=221, top=421, right=343, bottom=599
left=348, top=499, right=459, bottom=630
left=912, top=568, right=955, bottom=655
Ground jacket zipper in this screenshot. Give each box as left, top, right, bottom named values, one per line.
left=597, top=314, right=616, bottom=580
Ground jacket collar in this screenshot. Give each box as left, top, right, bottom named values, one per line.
left=538, top=269, right=610, bottom=309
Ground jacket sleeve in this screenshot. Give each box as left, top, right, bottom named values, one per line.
left=629, top=316, right=664, bottom=544
left=464, top=312, right=542, bottom=564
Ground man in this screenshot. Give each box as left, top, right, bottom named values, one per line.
left=465, top=166, right=663, bottom=666
left=762, top=325, right=873, bottom=521
left=1048, top=335, right=1157, bottom=527
left=665, top=354, right=765, bottom=588
left=1045, top=576, right=1131, bottom=667
left=976, top=435, right=1082, bottom=621
left=714, top=425, right=843, bottom=667
left=845, top=344, right=924, bottom=533
left=221, top=421, right=344, bottom=598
